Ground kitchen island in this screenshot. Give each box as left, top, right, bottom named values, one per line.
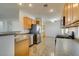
left=0, top=31, right=30, bottom=56
left=55, top=37, right=79, bottom=56
left=0, top=32, right=15, bottom=56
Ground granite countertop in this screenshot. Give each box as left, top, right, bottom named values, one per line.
left=0, top=32, right=17, bottom=36
left=56, top=34, right=72, bottom=39
left=0, top=31, right=32, bottom=36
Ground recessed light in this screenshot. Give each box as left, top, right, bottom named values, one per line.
left=18, top=3, right=22, bottom=6
left=50, top=19, right=56, bottom=23
left=29, top=3, right=32, bottom=7
left=73, top=4, right=78, bottom=7
left=68, top=4, right=78, bottom=9
left=50, top=18, right=59, bottom=23
left=50, top=9, right=54, bottom=13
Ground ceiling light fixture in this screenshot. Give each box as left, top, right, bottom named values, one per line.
left=50, top=18, right=59, bottom=23
left=68, top=3, right=78, bottom=9
left=29, top=3, right=32, bottom=7
left=18, top=3, right=22, bottom=6
left=50, top=9, right=54, bottom=13
left=50, top=19, right=57, bottom=23
left=73, top=3, right=78, bottom=7
left=68, top=5, right=70, bottom=8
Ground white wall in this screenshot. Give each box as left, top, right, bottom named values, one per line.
left=45, top=20, right=61, bottom=37
left=11, top=20, right=23, bottom=31
left=0, top=9, right=41, bottom=32
left=19, top=9, right=36, bottom=32
left=0, top=18, right=23, bottom=32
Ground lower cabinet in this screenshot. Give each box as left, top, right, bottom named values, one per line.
left=55, top=38, right=79, bottom=56
left=15, top=39, right=29, bottom=56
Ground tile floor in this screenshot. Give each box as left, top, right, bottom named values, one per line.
left=29, top=37, right=79, bottom=56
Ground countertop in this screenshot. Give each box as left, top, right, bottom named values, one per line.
left=0, top=31, right=33, bottom=36
left=0, top=32, right=17, bottom=36
left=55, top=34, right=72, bottom=39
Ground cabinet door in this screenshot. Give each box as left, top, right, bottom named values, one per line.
left=73, top=3, right=79, bottom=21
left=23, top=17, right=32, bottom=29
left=64, top=3, right=79, bottom=27
left=67, top=3, right=72, bottom=24
left=23, top=17, right=36, bottom=29
left=15, top=39, right=29, bottom=56
left=32, top=19, right=36, bottom=24
left=64, top=4, right=68, bottom=25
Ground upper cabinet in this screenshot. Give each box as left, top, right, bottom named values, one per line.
left=64, top=4, right=68, bottom=26
left=73, top=4, right=79, bottom=22
left=67, top=4, right=72, bottom=25
left=23, top=17, right=36, bottom=29
left=23, top=17, right=32, bottom=29
left=31, top=19, right=36, bottom=24
left=63, top=3, right=79, bottom=28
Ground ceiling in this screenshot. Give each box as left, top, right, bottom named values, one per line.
left=20, top=3, right=64, bottom=21
left=0, top=3, right=64, bottom=21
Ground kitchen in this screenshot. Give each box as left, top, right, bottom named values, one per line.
left=0, top=3, right=79, bottom=56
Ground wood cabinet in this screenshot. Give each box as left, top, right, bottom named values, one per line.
left=23, top=17, right=36, bottom=29
left=15, top=39, right=29, bottom=56
left=64, top=4, right=68, bottom=25
left=64, top=3, right=79, bottom=28
left=32, top=19, right=36, bottom=24
left=67, top=4, right=72, bottom=25
left=64, top=4, right=72, bottom=26
left=73, top=4, right=79, bottom=22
